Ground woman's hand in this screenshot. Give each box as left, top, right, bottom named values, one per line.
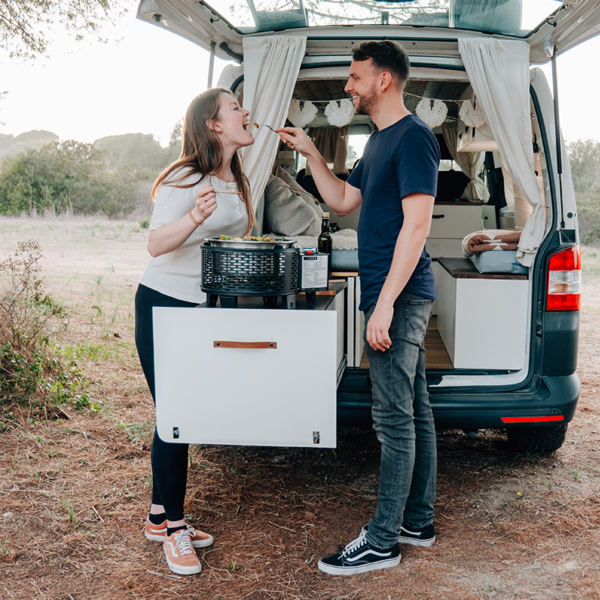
left=192, top=185, right=218, bottom=225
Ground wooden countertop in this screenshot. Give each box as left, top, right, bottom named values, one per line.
left=200, top=280, right=347, bottom=311
left=438, top=257, right=528, bottom=280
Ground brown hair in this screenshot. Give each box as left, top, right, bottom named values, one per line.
left=152, top=88, right=256, bottom=235
left=351, top=41, right=410, bottom=87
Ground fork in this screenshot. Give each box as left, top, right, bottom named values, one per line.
left=254, top=122, right=277, bottom=133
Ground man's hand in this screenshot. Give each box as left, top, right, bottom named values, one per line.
left=275, top=127, right=317, bottom=158
left=366, top=301, right=394, bottom=352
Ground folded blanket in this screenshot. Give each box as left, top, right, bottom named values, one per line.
left=462, top=229, right=521, bottom=257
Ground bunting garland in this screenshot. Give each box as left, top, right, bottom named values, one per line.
left=287, top=93, right=486, bottom=130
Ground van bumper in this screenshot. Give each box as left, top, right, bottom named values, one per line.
left=337, top=370, right=580, bottom=430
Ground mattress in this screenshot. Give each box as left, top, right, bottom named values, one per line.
left=469, top=250, right=529, bottom=275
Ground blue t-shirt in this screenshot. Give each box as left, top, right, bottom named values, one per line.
left=347, top=114, right=440, bottom=311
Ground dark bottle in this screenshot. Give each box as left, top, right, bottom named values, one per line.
left=318, top=212, right=333, bottom=280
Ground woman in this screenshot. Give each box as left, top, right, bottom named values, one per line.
left=135, top=88, right=256, bottom=576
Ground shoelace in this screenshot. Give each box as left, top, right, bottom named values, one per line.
left=173, top=529, right=194, bottom=556
left=341, top=532, right=368, bottom=557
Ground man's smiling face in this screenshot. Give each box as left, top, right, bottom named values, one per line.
left=345, top=58, right=381, bottom=116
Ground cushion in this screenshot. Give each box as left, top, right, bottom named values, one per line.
left=469, top=251, right=529, bottom=275
left=264, top=175, right=321, bottom=236
left=276, top=166, right=323, bottom=219
left=331, top=250, right=359, bottom=271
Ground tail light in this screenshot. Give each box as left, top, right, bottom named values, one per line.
left=546, top=246, right=581, bottom=311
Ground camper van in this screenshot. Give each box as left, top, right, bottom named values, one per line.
left=137, top=0, right=600, bottom=453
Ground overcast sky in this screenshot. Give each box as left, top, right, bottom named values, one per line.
left=1, top=8, right=599, bottom=146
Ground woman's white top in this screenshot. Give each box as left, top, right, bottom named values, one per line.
left=139, top=168, right=249, bottom=303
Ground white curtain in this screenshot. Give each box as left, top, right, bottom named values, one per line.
left=441, top=122, right=489, bottom=202
left=458, top=38, right=543, bottom=267
left=240, top=36, right=307, bottom=231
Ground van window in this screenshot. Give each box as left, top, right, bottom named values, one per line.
left=347, top=134, right=369, bottom=170
left=205, top=0, right=561, bottom=37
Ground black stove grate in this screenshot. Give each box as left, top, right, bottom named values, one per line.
left=201, top=245, right=300, bottom=296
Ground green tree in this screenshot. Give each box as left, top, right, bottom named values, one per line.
left=94, top=133, right=170, bottom=171
left=567, top=139, right=600, bottom=194
left=1, top=1, right=128, bottom=58
left=0, top=141, right=137, bottom=217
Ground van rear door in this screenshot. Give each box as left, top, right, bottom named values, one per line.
left=528, top=0, right=600, bottom=63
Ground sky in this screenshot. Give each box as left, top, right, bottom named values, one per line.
left=1, top=6, right=599, bottom=147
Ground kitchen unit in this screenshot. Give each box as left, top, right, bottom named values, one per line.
left=153, top=283, right=346, bottom=448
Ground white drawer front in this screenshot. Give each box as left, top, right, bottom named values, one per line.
left=429, top=205, right=483, bottom=239
left=153, top=307, right=337, bottom=448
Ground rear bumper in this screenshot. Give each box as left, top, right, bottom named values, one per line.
left=337, top=370, right=580, bottom=430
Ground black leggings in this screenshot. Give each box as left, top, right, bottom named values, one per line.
left=135, top=284, right=197, bottom=521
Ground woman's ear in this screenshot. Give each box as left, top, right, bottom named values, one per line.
left=206, top=119, right=222, bottom=133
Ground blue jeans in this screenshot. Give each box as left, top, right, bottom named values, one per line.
left=363, top=291, right=437, bottom=549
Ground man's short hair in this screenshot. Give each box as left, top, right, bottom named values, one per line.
left=351, top=41, right=410, bottom=86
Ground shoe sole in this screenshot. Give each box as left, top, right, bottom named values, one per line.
left=317, top=555, right=401, bottom=576
left=147, top=531, right=214, bottom=549
left=397, top=536, right=436, bottom=547
left=163, top=547, right=202, bottom=575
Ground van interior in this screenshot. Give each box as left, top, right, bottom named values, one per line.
left=236, top=76, right=552, bottom=375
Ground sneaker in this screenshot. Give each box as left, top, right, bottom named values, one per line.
left=145, top=518, right=214, bottom=549
left=360, top=523, right=436, bottom=547
left=397, top=523, right=436, bottom=547
left=163, top=529, right=201, bottom=575
left=318, top=533, right=401, bottom=576
left=145, top=517, right=167, bottom=542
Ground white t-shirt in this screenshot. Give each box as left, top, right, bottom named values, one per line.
left=139, top=168, right=249, bottom=303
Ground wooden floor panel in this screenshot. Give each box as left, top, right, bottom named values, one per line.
left=359, top=316, right=453, bottom=370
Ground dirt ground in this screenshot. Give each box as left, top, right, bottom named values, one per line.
left=1, top=216, right=600, bottom=600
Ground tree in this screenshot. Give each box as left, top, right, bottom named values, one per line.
left=94, top=133, right=170, bottom=172
left=0, top=141, right=137, bottom=217
left=0, top=1, right=128, bottom=58
left=567, top=139, right=600, bottom=194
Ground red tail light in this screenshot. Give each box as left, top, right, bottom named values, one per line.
left=546, top=246, right=581, bottom=311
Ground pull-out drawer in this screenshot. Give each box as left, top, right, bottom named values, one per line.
left=153, top=307, right=338, bottom=448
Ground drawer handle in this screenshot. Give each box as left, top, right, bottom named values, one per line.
left=214, top=341, right=277, bottom=349
left=432, top=214, right=445, bottom=219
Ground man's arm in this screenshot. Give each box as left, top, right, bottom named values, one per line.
left=366, top=193, right=435, bottom=352
left=276, top=127, right=362, bottom=216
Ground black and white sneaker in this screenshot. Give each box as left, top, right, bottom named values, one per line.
left=318, top=532, right=401, bottom=576
left=397, top=523, right=436, bottom=547
left=360, top=523, right=436, bottom=547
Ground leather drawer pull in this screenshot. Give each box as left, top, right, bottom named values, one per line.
left=432, top=214, right=445, bottom=219
left=214, top=341, right=277, bottom=349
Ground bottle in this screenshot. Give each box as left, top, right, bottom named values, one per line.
left=318, top=212, right=333, bottom=280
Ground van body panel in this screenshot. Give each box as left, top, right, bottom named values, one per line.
left=540, top=311, right=580, bottom=377
left=338, top=369, right=579, bottom=431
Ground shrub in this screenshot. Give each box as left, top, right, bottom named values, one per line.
left=567, top=139, right=600, bottom=194
left=0, top=141, right=138, bottom=217
left=576, top=193, right=600, bottom=246
left=0, top=241, right=92, bottom=416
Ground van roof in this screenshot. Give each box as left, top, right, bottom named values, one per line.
left=197, top=0, right=560, bottom=38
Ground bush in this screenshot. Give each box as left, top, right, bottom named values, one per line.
left=567, top=139, right=600, bottom=194
left=576, top=193, right=600, bottom=246
left=0, top=241, right=92, bottom=416
left=0, top=141, right=138, bottom=217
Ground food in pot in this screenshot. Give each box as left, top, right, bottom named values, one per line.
left=219, top=234, right=285, bottom=242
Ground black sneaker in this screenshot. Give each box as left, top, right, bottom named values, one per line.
left=397, top=523, right=436, bottom=547
left=361, top=523, right=436, bottom=547
left=318, top=532, right=401, bottom=576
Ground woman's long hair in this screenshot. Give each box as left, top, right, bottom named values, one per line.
left=152, top=88, right=257, bottom=235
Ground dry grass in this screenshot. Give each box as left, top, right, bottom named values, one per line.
left=1, top=216, right=600, bottom=600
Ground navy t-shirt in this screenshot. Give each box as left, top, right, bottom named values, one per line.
left=347, top=114, right=440, bottom=311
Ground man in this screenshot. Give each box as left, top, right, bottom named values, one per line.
left=277, top=41, right=440, bottom=576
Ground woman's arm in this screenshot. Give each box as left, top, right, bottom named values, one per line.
left=147, top=185, right=217, bottom=258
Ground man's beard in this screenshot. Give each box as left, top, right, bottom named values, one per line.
left=355, top=85, right=378, bottom=116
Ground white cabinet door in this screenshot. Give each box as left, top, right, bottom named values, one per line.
left=429, top=205, right=483, bottom=239
left=153, top=307, right=337, bottom=448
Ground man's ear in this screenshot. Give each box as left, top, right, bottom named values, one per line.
left=379, top=71, right=394, bottom=92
